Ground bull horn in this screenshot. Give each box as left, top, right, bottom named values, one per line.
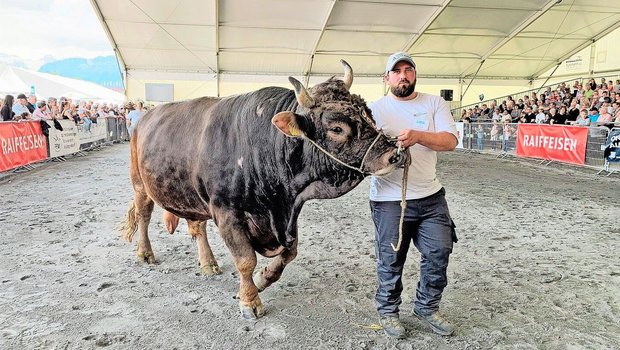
left=341, top=60, right=353, bottom=90
left=288, top=77, right=314, bottom=109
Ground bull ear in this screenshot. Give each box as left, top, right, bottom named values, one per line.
left=272, top=111, right=305, bottom=138
left=341, top=59, right=353, bottom=90
left=288, top=77, right=314, bottom=108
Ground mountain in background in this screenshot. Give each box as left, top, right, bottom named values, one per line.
left=39, top=56, right=123, bottom=90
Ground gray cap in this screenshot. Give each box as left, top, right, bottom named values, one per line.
left=385, top=51, right=416, bottom=73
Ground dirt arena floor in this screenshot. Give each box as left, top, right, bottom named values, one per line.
left=1, top=143, right=619, bottom=350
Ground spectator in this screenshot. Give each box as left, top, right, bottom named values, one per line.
left=551, top=106, right=568, bottom=125
left=490, top=121, right=499, bottom=150
left=535, top=109, right=547, bottom=124
left=1, top=95, right=15, bottom=121
left=26, top=94, right=37, bottom=113
left=522, top=106, right=536, bottom=123
left=47, top=97, right=60, bottom=119
left=12, top=94, right=31, bottom=117
left=589, top=107, right=600, bottom=124
left=476, top=124, right=484, bottom=151
left=567, top=99, right=580, bottom=122
left=502, top=121, right=514, bottom=152
left=78, top=108, right=92, bottom=131
left=32, top=101, right=51, bottom=120
left=572, top=109, right=590, bottom=126
left=127, top=101, right=145, bottom=137
left=597, top=105, right=613, bottom=125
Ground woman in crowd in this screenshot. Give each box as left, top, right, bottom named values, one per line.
left=1, top=95, right=15, bottom=121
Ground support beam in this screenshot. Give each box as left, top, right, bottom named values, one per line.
left=402, top=0, right=452, bottom=53
left=303, top=0, right=338, bottom=87
left=89, top=0, right=127, bottom=91
left=530, top=15, right=620, bottom=78
left=215, top=0, right=220, bottom=97
left=460, top=0, right=560, bottom=78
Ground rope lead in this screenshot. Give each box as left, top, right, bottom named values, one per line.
left=391, top=147, right=411, bottom=252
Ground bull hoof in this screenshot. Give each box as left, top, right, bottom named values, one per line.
left=200, top=264, right=222, bottom=276
left=137, top=251, right=156, bottom=264
left=239, top=301, right=265, bottom=320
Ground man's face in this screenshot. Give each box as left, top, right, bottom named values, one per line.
left=18, top=98, right=27, bottom=106
left=385, top=61, right=416, bottom=98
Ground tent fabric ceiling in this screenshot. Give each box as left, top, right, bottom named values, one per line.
left=91, top=0, right=620, bottom=80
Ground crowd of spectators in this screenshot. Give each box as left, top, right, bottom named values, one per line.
left=0, top=93, right=146, bottom=130
left=459, top=77, right=620, bottom=129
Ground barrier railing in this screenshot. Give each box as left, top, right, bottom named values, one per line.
left=0, top=116, right=130, bottom=173
left=457, top=122, right=619, bottom=174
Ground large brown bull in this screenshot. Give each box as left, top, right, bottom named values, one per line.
left=120, top=61, right=407, bottom=319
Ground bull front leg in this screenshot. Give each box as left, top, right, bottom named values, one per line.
left=253, top=240, right=298, bottom=292
left=218, top=217, right=265, bottom=319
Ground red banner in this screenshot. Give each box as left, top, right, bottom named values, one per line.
left=516, top=124, right=588, bottom=165
left=0, top=121, right=48, bottom=172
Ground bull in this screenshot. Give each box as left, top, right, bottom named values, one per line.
left=120, top=61, right=407, bottom=319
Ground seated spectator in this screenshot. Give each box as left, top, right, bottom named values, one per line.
left=26, top=95, right=37, bottom=113
left=12, top=94, right=31, bottom=117
left=522, top=106, right=536, bottom=123
left=1, top=94, right=15, bottom=121
left=597, top=105, right=614, bottom=125
left=32, top=101, right=52, bottom=120
left=589, top=107, right=600, bottom=124
left=551, top=106, right=568, bottom=125
left=535, top=109, right=547, bottom=124
left=572, top=109, right=590, bottom=126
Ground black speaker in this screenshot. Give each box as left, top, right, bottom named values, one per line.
left=440, top=89, right=453, bottom=101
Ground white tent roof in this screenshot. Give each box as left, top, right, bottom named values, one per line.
left=0, top=66, right=126, bottom=103
left=92, top=0, right=620, bottom=81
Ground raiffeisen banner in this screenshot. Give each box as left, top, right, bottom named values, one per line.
left=0, top=121, right=48, bottom=172
left=516, top=124, right=588, bottom=165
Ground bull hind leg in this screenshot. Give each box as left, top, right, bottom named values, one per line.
left=253, top=241, right=298, bottom=292
left=186, top=220, right=221, bottom=276
left=134, top=191, right=156, bottom=263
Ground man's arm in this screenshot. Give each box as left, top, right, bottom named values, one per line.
left=397, top=130, right=457, bottom=151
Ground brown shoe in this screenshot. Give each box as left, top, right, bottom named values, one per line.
left=379, top=315, right=407, bottom=339
left=413, top=310, right=454, bottom=336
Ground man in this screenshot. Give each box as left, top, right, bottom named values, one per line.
left=12, top=94, right=31, bottom=117
left=26, top=95, right=37, bottom=113
left=369, top=52, right=458, bottom=339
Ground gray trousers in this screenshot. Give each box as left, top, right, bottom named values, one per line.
left=370, top=188, right=457, bottom=317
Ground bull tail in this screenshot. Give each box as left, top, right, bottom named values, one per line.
left=118, top=200, right=138, bottom=242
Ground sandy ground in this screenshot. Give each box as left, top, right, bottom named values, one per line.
left=0, top=143, right=619, bottom=350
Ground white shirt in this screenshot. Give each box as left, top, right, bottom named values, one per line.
left=369, top=92, right=457, bottom=201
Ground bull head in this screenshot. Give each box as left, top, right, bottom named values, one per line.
left=272, top=60, right=355, bottom=138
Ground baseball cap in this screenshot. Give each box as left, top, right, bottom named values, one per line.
left=385, top=52, right=416, bottom=73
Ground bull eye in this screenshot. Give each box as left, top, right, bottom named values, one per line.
left=329, top=127, right=343, bottom=134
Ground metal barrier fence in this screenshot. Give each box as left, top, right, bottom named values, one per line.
left=459, top=122, right=619, bottom=175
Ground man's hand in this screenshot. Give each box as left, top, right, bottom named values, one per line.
left=397, top=129, right=421, bottom=148
left=396, top=129, right=458, bottom=151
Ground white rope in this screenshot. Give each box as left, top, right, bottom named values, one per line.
left=390, top=147, right=411, bottom=252
left=302, top=132, right=383, bottom=174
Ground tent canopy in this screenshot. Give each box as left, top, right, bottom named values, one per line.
left=91, top=0, right=620, bottom=81
left=0, top=66, right=126, bottom=103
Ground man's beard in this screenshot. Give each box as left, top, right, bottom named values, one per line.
left=391, top=78, right=416, bottom=98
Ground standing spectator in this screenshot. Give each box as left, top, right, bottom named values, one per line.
left=47, top=97, right=60, bottom=119
left=32, top=101, right=51, bottom=120
left=476, top=124, right=485, bottom=151
left=490, top=121, right=499, bottom=150
left=502, top=121, right=514, bottom=152
left=535, top=109, right=547, bottom=124
left=26, top=95, right=37, bottom=113
left=127, top=101, right=145, bottom=137
left=1, top=95, right=15, bottom=121
left=12, top=94, right=31, bottom=117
